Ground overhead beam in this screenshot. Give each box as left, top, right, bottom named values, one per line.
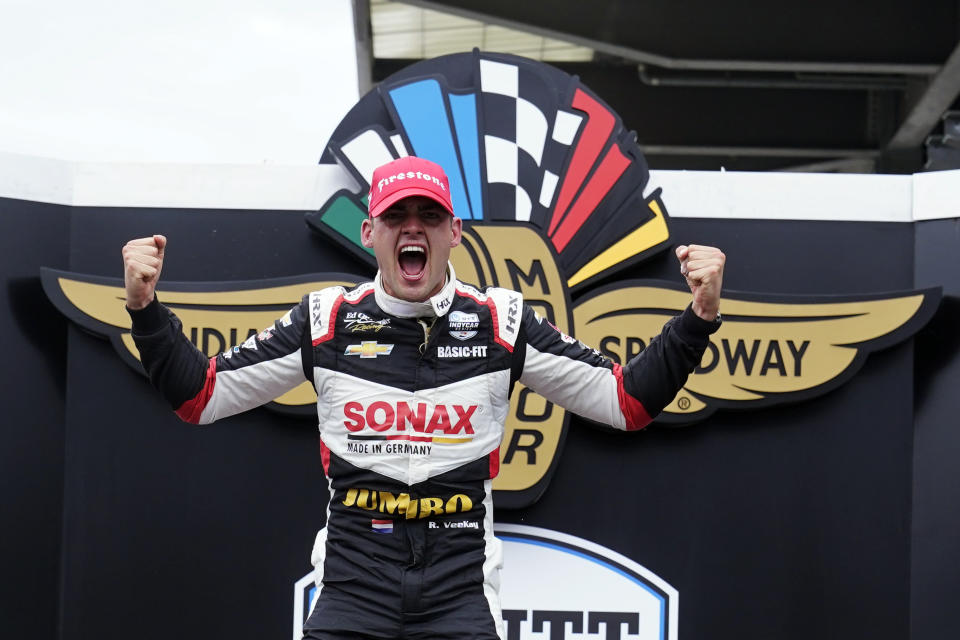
left=886, top=40, right=960, bottom=149
left=400, top=0, right=940, bottom=76
left=637, top=67, right=910, bottom=91
left=639, top=145, right=880, bottom=159
left=780, top=158, right=877, bottom=173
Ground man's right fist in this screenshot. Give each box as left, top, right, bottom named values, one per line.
left=122, top=235, right=166, bottom=310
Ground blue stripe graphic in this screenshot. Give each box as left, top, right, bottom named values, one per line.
left=500, top=535, right=666, bottom=640
left=388, top=80, right=474, bottom=219
left=449, top=92, right=483, bottom=220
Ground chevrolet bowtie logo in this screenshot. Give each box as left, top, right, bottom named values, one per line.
left=344, top=341, right=395, bottom=359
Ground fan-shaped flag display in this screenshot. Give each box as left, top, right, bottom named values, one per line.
left=307, top=50, right=670, bottom=291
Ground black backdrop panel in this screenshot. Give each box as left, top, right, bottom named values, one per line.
left=502, top=217, right=916, bottom=639
left=50, top=207, right=920, bottom=639
left=59, top=331, right=326, bottom=640
left=0, top=197, right=69, bottom=639
left=912, top=218, right=960, bottom=640
left=58, top=207, right=362, bottom=640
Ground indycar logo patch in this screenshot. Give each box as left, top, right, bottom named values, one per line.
left=448, top=310, right=480, bottom=340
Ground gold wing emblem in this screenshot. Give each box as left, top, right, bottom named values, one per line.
left=573, top=283, right=940, bottom=422
left=41, top=269, right=356, bottom=410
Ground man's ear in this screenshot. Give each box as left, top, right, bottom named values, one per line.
left=449, top=216, right=462, bottom=248
left=360, top=217, right=375, bottom=249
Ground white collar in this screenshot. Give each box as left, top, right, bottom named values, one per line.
left=374, top=262, right=457, bottom=318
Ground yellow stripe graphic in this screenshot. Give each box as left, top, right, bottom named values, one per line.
left=567, top=199, right=669, bottom=288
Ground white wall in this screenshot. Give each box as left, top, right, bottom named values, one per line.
left=1, top=149, right=956, bottom=223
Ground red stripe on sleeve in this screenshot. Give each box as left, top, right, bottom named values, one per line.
left=485, top=299, right=514, bottom=352
left=455, top=287, right=485, bottom=304
left=175, top=357, right=217, bottom=424
left=319, top=437, right=331, bottom=477
left=489, top=447, right=500, bottom=479
left=612, top=363, right=652, bottom=430
left=312, top=294, right=346, bottom=346
left=452, top=287, right=514, bottom=351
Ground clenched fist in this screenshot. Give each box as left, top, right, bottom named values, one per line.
left=675, top=244, right=725, bottom=322
left=122, top=235, right=166, bottom=310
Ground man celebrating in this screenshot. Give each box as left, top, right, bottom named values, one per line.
left=123, top=156, right=725, bottom=640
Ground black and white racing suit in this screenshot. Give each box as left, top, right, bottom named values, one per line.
left=128, top=264, right=719, bottom=639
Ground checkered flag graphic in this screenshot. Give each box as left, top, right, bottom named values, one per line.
left=478, top=57, right=580, bottom=227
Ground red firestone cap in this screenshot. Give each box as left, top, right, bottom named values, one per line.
left=367, top=156, right=454, bottom=218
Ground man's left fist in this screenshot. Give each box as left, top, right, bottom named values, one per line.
left=675, top=244, right=725, bottom=321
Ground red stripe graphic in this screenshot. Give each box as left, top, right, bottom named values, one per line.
left=551, top=144, right=630, bottom=253
left=454, top=286, right=513, bottom=352
left=489, top=447, right=500, bottom=478
left=612, top=363, right=652, bottom=430
left=312, top=293, right=345, bottom=346
left=385, top=435, right=435, bottom=442
left=348, top=434, right=474, bottom=443
left=547, top=88, right=615, bottom=237
left=454, top=286, right=486, bottom=304
left=486, top=299, right=514, bottom=352
left=319, top=437, right=331, bottom=476
left=175, top=357, right=217, bottom=424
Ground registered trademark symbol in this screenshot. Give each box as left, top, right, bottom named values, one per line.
left=678, top=397, right=691, bottom=410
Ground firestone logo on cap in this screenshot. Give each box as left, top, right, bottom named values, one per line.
left=368, top=156, right=454, bottom=218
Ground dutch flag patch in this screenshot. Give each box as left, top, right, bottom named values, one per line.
left=371, top=519, right=393, bottom=534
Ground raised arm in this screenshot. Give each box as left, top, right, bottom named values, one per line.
left=122, top=236, right=311, bottom=424
left=517, top=244, right=725, bottom=429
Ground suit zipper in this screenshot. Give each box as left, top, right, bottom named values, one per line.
left=418, top=318, right=434, bottom=355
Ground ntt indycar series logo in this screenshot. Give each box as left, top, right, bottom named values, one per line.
left=293, top=525, right=678, bottom=640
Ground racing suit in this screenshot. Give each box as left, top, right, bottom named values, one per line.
left=129, top=264, right=719, bottom=639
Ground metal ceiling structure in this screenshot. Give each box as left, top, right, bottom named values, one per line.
left=359, top=0, right=960, bottom=173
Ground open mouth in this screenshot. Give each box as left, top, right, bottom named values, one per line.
left=398, top=245, right=427, bottom=280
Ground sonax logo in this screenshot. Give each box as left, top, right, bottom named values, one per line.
left=342, top=400, right=477, bottom=437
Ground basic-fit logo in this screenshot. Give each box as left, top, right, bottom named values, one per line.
left=293, top=524, right=679, bottom=640
left=42, top=50, right=940, bottom=509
